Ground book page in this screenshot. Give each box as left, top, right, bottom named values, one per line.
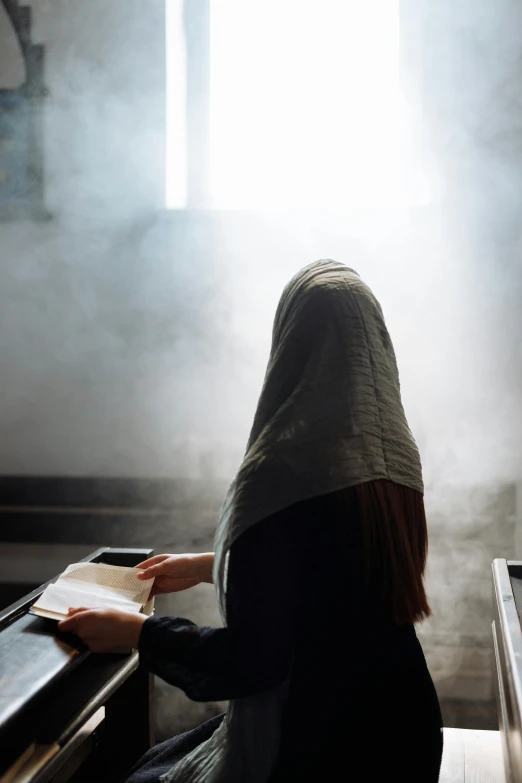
left=60, top=563, right=154, bottom=604
left=32, top=581, right=142, bottom=617
left=30, top=562, right=154, bottom=620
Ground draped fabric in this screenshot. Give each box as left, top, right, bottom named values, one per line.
left=160, top=259, right=424, bottom=782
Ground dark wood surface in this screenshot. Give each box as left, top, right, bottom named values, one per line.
left=0, top=475, right=227, bottom=509
left=0, top=612, right=87, bottom=732
left=0, top=475, right=226, bottom=552
left=0, top=547, right=154, bottom=780
left=0, top=510, right=174, bottom=544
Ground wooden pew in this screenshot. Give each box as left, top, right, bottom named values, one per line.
left=0, top=547, right=154, bottom=783
left=492, top=558, right=522, bottom=783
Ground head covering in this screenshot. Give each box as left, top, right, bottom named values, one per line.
left=161, top=259, right=423, bottom=783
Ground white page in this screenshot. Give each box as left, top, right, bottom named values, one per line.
left=32, top=581, right=143, bottom=616
left=60, top=563, right=154, bottom=604
left=31, top=562, right=154, bottom=619
left=54, top=577, right=144, bottom=605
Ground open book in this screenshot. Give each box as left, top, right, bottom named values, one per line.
left=30, top=562, right=155, bottom=621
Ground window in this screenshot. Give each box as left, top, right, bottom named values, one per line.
left=166, top=0, right=426, bottom=210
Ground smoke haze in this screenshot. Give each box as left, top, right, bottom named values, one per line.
left=1, top=0, right=521, bottom=735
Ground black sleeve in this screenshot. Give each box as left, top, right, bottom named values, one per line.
left=138, top=508, right=301, bottom=701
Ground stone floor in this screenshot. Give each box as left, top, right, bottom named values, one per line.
left=440, top=729, right=506, bottom=782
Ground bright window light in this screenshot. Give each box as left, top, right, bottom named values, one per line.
left=166, top=0, right=426, bottom=209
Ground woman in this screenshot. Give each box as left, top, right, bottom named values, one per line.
left=58, top=260, right=443, bottom=782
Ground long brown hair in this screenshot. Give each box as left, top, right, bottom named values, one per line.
left=336, top=479, right=431, bottom=626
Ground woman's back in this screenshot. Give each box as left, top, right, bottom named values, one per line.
left=122, top=261, right=442, bottom=783
left=225, top=486, right=443, bottom=781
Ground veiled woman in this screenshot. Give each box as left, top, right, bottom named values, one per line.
left=59, top=260, right=443, bottom=783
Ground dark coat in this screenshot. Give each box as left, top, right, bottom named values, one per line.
left=125, top=493, right=443, bottom=783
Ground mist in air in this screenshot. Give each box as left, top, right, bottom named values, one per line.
left=1, top=0, right=519, bottom=490
left=0, top=0, right=521, bottom=733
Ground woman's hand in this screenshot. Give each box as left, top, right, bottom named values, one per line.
left=57, top=607, right=147, bottom=652
left=135, top=553, right=214, bottom=596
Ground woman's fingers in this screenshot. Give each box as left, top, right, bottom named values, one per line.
left=134, top=555, right=200, bottom=590
left=58, top=616, right=76, bottom=633
left=136, top=563, right=165, bottom=580
left=134, top=554, right=170, bottom=570
left=59, top=607, right=91, bottom=632
left=134, top=555, right=170, bottom=569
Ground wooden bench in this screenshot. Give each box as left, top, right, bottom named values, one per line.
left=0, top=547, right=154, bottom=783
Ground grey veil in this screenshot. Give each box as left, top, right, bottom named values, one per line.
left=160, top=260, right=423, bottom=783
